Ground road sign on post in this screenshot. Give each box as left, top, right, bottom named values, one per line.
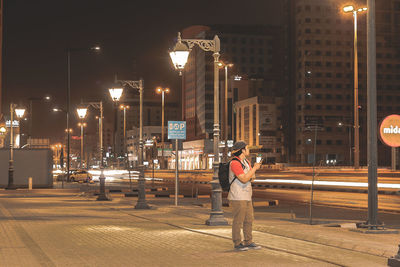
left=168, top=121, right=186, bottom=206
left=168, top=121, right=186, bottom=140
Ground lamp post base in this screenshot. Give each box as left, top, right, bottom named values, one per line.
left=206, top=213, right=229, bottom=226
left=388, top=258, right=400, bottom=267
left=5, top=185, right=17, bottom=190
left=6, top=168, right=17, bottom=190
left=96, top=176, right=110, bottom=201
left=206, top=179, right=228, bottom=226
left=135, top=166, right=150, bottom=209
left=389, top=245, right=400, bottom=267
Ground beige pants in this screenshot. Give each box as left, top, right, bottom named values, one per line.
left=230, top=200, right=254, bottom=246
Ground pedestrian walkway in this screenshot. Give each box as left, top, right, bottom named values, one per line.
left=0, top=188, right=396, bottom=266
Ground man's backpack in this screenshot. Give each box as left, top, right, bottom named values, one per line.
left=218, top=158, right=245, bottom=192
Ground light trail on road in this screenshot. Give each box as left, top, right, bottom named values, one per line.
left=254, top=179, right=400, bottom=189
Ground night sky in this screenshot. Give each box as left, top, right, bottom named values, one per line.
left=2, top=0, right=281, bottom=143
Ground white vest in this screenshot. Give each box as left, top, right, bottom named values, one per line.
left=228, top=158, right=252, bottom=201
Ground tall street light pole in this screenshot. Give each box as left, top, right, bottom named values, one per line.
left=170, top=32, right=228, bottom=226
left=77, top=122, right=87, bottom=168
left=6, top=104, right=25, bottom=190
left=108, top=88, right=123, bottom=168
left=366, top=0, right=379, bottom=230
left=218, top=62, right=233, bottom=163
left=52, top=107, right=70, bottom=188
left=120, top=104, right=130, bottom=168
left=113, top=77, right=149, bottom=209
left=66, top=46, right=100, bottom=181
left=343, top=6, right=367, bottom=169
left=156, top=87, right=170, bottom=169
left=77, top=106, right=88, bottom=169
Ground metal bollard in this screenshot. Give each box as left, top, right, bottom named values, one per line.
left=28, top=177, right=32, bottom=190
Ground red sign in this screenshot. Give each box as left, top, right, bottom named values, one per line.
left=71, top=136, right=81, bottom=140
left=379, top=114, right=400, bottom=147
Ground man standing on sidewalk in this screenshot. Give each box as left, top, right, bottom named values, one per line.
left=229, top=141, right=262, bottom=251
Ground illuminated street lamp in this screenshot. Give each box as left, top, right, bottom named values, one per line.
left=170, top=32, right=227, bottom=225
left=77, top=122, right=87, bottom=168
left=156, top=87, right=170, bottom=169
left=76, top=106, right=87, bottom=168
left=343, top=5, right=367, bottom=169
left=0, top=126, right=6, bottom=135
left=6, top=104, right=25, bottom=190
left=76, top=107, right=88, bottom=120
left=108, top=88, right=123, bottom=166
left=112, top=77, right=149, bottom=209
left=218, top=61, right=234, bottom=163
left=169, top=35, right=190, bottom=75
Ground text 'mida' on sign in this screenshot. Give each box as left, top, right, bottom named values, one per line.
left=379, top=114, right=400, bottom=147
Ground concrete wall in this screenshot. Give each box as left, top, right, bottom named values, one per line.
left=0, top=149, right=53, bottom=188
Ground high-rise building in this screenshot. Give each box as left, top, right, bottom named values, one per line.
left=287, top=0, right=400, bottom=165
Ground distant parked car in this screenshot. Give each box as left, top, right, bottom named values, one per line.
left=56, top=170, right=76, bottom=181
left=70, top=170, right=92, bottom=183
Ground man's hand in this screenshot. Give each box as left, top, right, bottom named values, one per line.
left=253, top=162, right=262, bottom=170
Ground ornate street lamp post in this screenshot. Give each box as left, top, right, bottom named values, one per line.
left=108, top=88, right=123, bottom=167
left=170, top=32, right=227, bottom=225
left=111, top=78, right=149, bottom=209
left=6, top=104, right=25, bottom=190
left=77, top=106, right=88, bottom=168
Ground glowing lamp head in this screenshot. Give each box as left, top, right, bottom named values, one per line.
left=169, top=33, right=190, bottom=73
left=76, top=107, right=88, bottom=119
left=0, top=126, right=6, bottom=135
left=343, top=5, right=354, bottom=12
left=108, top=88, right=123, bottom=102
left=156, top=87, right=162, bottom=94
left=165, top=88, right=170, bottom=94
left=15, top=108, right=26, bottom=118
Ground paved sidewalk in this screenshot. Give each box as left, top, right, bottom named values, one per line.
left=0, top=188, right=397, bottom=266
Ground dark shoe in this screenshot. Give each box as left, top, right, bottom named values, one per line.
left=234, top=243, right=249, bottom=251
left=246, top=243, right=261, bottom=250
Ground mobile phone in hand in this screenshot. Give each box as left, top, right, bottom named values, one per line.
left=256, top=157, right=264, bottom=164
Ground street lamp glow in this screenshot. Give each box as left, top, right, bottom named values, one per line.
left=169, top=33, right=190, bottom=73
left=76, top=107, right=88, bottom=119
left=119, top=104, right=129, bottom=110
left=108, top=88, right=123, bottom=102
left=92, top=46, right=101, bottom=51
left=343, top=5, right=354, bottom=12
left=0, top=126, right=6, bottom=134
left=15, top=108, right=26, bottom=118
